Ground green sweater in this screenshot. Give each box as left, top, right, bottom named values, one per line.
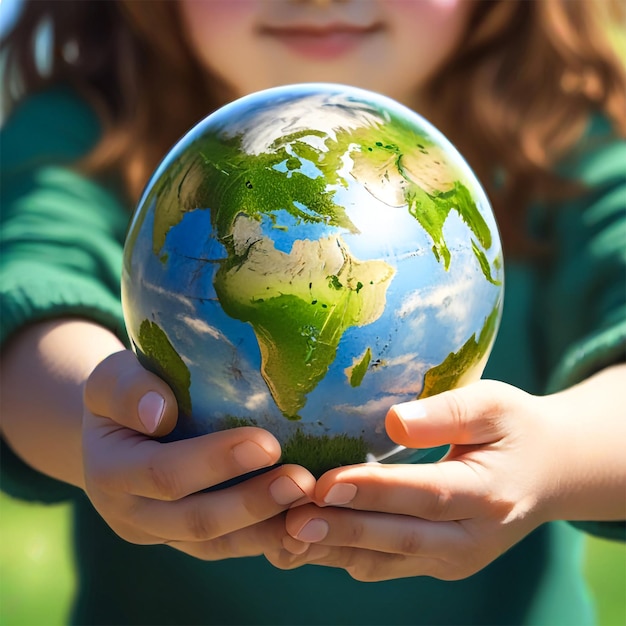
left=1, top=89, right=624, bottom=626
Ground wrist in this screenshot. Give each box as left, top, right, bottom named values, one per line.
left=0, top=319, right=125, bottom=490
left=539, top=365, right=626, bottom=523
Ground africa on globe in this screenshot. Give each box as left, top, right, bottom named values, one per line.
left=121, top=83, right=504, bottom=477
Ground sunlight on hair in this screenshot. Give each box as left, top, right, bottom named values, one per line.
left=33, top=14, right=52, bottom=77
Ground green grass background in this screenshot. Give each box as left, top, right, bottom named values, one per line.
left=0, top=491, right=624, bottom=625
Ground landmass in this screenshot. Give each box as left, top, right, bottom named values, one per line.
left=346, top=347, right=373, bottom=388
left=419, top=302, right=501, bottom=398
left=215, top=217, right=395, bottom=418
left=135, top=95, right=501, bottom=287
left=135, top=319, right=192, bottom=416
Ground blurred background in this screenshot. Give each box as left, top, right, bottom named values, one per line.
left=0, top=0, right=624, bottom=623
left=0, top=490, right=625, bottom=625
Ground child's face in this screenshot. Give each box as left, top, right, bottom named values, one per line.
left=179, top=0, right=473, bottom=108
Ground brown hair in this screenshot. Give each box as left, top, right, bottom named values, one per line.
left=2, top=0, right=625, bottom=255
left=426, top=0, right=626, bottom=253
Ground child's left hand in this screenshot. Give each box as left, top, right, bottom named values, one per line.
left=265, top=370, right=626, bottom=581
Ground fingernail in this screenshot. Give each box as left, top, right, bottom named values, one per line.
left=269, top=476, right=305, bottom=505
left=138, top=391, right=165, bottom=433
left=324, top=483, right=357, bottom=506
left=232, top=441, right=274, bottom=471
left=392, top=400, right=427, bottom=424
left=295, top=519, right=329, bottom=543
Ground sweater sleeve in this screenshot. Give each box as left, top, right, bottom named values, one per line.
left=543, top=133, right=626, bottom=394
left=0, top=89, right=131, bottom=502
left=538, top=122, right=626, bottom=540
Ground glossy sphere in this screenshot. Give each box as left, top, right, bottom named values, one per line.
left=122, top=84, right=504, bottom=476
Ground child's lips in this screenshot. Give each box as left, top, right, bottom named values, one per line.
left=260, top=23, right=383, bottom=60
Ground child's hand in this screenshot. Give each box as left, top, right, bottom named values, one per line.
left=268, top=372, right=625, bottom=580
left=82, top=350, right=315, bottom=561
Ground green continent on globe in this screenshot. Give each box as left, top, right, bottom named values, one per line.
left=319, top=122, right=495, bottom=276
left=215, top=216, right=395, bottom=419
left=135, top=319, right=192, bottom=416
left=346, top=347, right=373, bottom=388
left=140, top=98, right=499, bottom=286
left=222, top=417, right=368, bottom=478
left=144, top=129, right=358, bottom=259
left=419, top=303, right=501, bottom=398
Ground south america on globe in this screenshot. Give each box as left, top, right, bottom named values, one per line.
left=122, top=83, right=504, bottom=477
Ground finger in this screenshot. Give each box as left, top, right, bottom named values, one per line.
left=314, top=463, right=486, bottom=521
left=125, top=465, right=315, bottom=542
left=268, top=544, right=445, bottom=581
left=266, top=543, right=331, bottom=571
left=84, top=349, right=178, bottom=437
left=84, top=425, right=283, bottom=499
left=103, top=517, right=169, bottom=547
left=281, top=534, right=311, bottom=556
left=285, top=504, right=468, bottom=560
left=171, top=515, right=290, bottom=561
left=385, top=379, right=529, bottom=448
left=110, top=510, right=292, bottom=559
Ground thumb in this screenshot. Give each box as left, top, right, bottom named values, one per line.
left=83, top=349, right=179, bottom=437
left=385, top=380, right=523, bottom=448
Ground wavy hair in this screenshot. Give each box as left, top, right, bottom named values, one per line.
left=2, top=0, right=625, bottom=255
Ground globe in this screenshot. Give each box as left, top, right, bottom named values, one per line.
left=121, top=83, right=504, bottom=477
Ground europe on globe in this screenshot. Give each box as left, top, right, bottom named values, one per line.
left=121, top=83, right=504, bottom=477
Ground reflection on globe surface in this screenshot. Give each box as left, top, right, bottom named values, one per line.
left=122, top=83, right=504, bottom=477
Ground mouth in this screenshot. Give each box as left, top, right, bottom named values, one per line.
left=260, top=23, right=384, bottom=60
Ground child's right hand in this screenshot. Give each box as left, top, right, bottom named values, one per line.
left=82, top=350, right=315, bottom=561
